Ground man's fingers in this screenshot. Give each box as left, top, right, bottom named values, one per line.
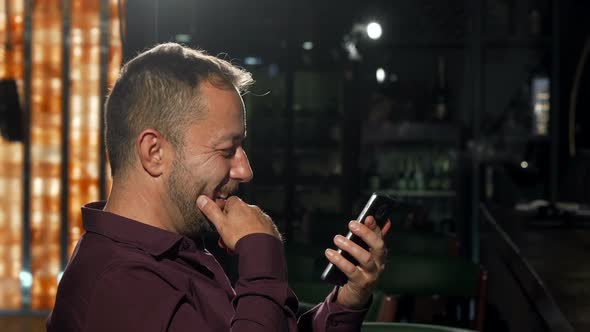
left=382, top=219, right=392, bottom=237
left=197, top=195, right=225, bottom=230
left=325, top=249, right=358, bottom=276
left=348, top=220, right=387, bottom=268
left=363, top=216, right=391, bottom=237
left=224, top=196, right=245, bottom=212
left=364, top=216, right=377, bottom=230
left=333, top=235, right=376, bottom=272
left=332, top=216, right=390, bottom=309
left=348, top=221, right=384, bottom=253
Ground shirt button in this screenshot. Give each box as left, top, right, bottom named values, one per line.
left=328, top=318, right=338, bottom=327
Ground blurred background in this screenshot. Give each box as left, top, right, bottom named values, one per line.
left=1, top=0, right=590, bottom=331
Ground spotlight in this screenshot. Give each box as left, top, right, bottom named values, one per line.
left=244, top=57, right=263, bottom=66
left=366, top=22, right=382, bottom=40
left=521, top=161, right=529, bottom=169
left=175, top=34, right=191, bottom=43
left=302, top=41, right=314, bottom=50
left=376, top=68, right=386, bottom=83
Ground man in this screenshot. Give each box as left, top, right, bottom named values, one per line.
left=47, top=43, right=390, bottom=331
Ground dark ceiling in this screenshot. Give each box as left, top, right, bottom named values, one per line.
left=125, top=0, right=363, bottom=60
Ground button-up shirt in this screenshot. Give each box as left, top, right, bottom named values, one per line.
left=46, top=201, right=367, bottom=331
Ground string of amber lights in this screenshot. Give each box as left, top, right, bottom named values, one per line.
left=67, top=0, right=124, bottom=259
left=105, top=0, right=123, bottom=192
left=0, top=0, right=25, bottom=310
left=30, top=0, right=63, bottom=310
left=67, top=0, right=101, bottom=257
left=0, top=0, right=123, bottom=310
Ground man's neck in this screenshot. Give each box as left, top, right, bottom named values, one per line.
left=104, top=175, right=181, bottom=234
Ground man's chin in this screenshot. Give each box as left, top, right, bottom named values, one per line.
left=179, top=213, right=215, bottom=238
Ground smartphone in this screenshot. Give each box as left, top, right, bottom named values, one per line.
left=321, top=192, right=398, bottom=286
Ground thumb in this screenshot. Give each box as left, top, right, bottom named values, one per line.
left=197, top=195, right=225, bottom=231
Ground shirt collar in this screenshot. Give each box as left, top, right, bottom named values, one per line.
left=82, top=201, right=202, bottom=257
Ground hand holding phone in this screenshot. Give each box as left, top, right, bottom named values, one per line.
left=320, top=193, right=397, bottom=286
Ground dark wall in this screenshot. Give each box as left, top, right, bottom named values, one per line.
left=561, top=0, right=590, bottom=152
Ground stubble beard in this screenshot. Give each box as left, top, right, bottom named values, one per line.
left=167, top=156, right=213, bottom=237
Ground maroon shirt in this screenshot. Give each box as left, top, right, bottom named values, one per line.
left=46, top=201, right=367, bottom=331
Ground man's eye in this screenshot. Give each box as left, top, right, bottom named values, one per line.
left=222, top=148, right=236, bottom=157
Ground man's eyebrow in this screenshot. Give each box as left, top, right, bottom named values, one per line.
left=213, top=133, right=245, bottom=145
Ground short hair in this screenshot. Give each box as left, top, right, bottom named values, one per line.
left=104, top=43, right=254, bottom=176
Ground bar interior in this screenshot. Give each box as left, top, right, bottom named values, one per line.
left=1, top=0, right=589, bottom=331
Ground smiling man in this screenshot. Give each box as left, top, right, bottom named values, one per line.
left=46, top=43, right=389, bottom=332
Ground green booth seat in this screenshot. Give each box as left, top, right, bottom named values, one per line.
left=379, top=255, right=481, bottom=296
left=376, top=255, right=488, bottom=331
left=362, top=322, right=476, bottom=332
left=386, top=231, right=460, bottom=257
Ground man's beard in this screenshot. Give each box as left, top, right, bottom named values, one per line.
left=167, top=156, right=213, bottom=237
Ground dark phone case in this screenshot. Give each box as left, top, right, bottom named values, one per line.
left=320, top=192, right=397, bottom=286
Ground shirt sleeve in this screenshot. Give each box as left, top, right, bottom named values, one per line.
left=297, top=286, right=370, bottom=332
left=231, top=233, right=299, bottom=331
left=169, top=234, right=299, bottom=331
left=232, top=234, right=369, bottom=332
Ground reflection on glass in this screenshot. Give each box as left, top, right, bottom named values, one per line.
left=0, top=0, right=24, bottom=310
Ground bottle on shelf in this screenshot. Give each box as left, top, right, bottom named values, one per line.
left=366, top=157, right=380, bottom=192
left=440, top=155, right=451, bottom=191
left=528, top=7, right=542, bottom=37
left=429, top=155, right=441, bottom=190
left=530, top=68, right=550, bottom=136
left=415, top=157, right=425, bottom=191
left=432, top=55, right=450, bottom=122
left=395, top=160, right=405, bottom=191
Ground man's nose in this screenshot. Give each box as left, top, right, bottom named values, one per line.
left=230, top=147, right=253, bottom=183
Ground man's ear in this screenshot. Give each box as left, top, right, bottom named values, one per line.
left=137, top=129, right=167, bottom=177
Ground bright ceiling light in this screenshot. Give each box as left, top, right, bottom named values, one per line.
left=366, top=22, right=382, bottom=40
left=376, top=68, right=386, bottom=83
left=175, top=34, right=191, bottom=43
left=302, top=41, right=313, bottom=50
left=244, top=57, right=263, bottom=65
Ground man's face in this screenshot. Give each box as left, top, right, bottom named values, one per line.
left=166, top=82, right=253, bottom=236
